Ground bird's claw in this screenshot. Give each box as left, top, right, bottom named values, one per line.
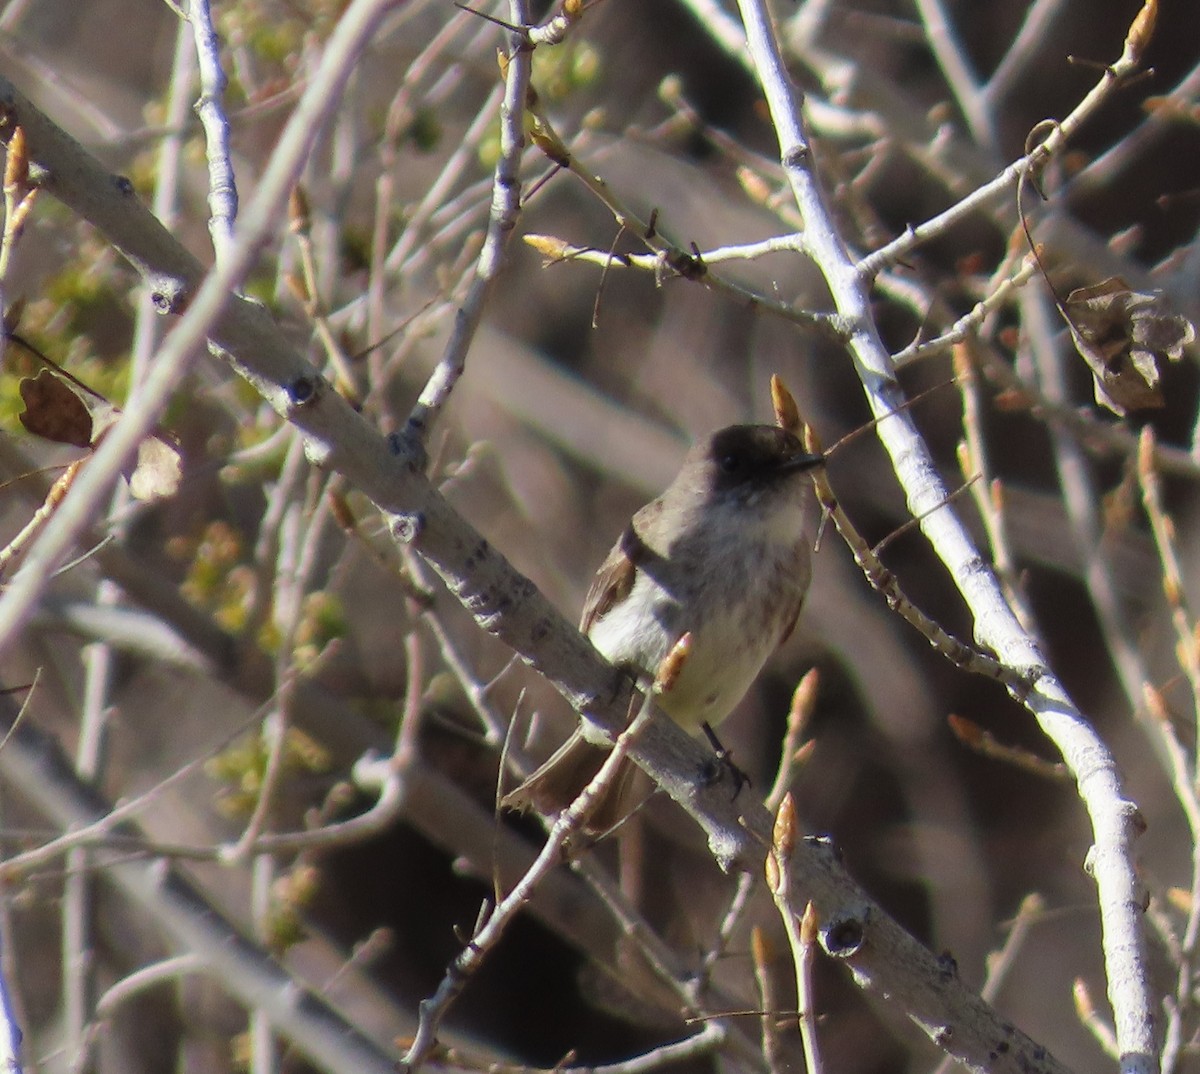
left=700, top=722, right=752, bottom=800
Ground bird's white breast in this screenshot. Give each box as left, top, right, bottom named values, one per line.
left=588, top=533, right=806, bottom=734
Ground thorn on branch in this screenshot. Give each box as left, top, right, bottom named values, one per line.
left=453, top=2, right=524, bottom=35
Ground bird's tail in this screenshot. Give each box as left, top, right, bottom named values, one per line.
left=501, top=729, right=642, bottom=835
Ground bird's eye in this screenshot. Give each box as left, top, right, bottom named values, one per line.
left=718, top=453, right=742, bottom=474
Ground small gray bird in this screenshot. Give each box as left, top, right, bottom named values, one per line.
left=504, top=424, right=823, bottom=833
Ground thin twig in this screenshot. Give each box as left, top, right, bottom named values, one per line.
left=985, top=0, right=1072, bottom=106
left=524, top=232, right=844, bottom=336
left=401, top=698, right=657, bottom=1074
left=128, top=12, right=194, bottom=385
left=0, top=459, right=83, bottom=576
left=287, top=186, right=362, bottom=402
left=1073, top=977, right=1119, bottom=1058
left=801, top=421, right=1028, bottom=693
left=857, top=3, right=1155, bottom=278
left=519, top=111, right=845, bottom=338
left=764, top=670, right=819, bottom=813
left=750, top=926, right=785, bottom=1074
left=795, top=902, right=822, bottom=1074
left=912, top=0, right=998, bottom=154
left=892, top=257, right=1038, bottom=368
left=186, top=0, right=239, bottom=262
left=566, top=853, right=763, bottom=1068
left=1137, top=434, right=1200, bottom=1074
left=695, top=871, right=757, bottom=998
left=95, top=953, right=206, bottom=1020
left=955, top=336, right=1036, bottom=629
left=982, top=893, right=1046, bottom=1003
left=398, top=1, right=531, bottom=458
left=766, top=796, right=823, bottom=1074
left=1137, top=428, right=1200, bottom=742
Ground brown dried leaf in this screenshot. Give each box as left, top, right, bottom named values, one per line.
left=18, top=369, right=92, bottom=447
left=1063, top=276, right=1195, bottom=415
left=10, top=334, right=178, bottom=499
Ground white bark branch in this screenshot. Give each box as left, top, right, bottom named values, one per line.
left=187, top=0, right=239, bottom=262
left=731, top=1, right=1156, bottom=1070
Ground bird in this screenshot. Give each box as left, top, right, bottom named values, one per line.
left=503, top=423, right=823, bottom=834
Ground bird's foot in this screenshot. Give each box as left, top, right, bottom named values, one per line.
left=700, top=721, right=751, bottom=800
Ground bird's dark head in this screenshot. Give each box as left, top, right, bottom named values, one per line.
left=701, top=424, right=824, bottom=499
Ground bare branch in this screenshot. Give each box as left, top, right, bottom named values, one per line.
left=734, top=0, right=1156, bottom=1068
left=0, top=699, right=398, bottom=1074
left=186, top=0, right=239, bottom=262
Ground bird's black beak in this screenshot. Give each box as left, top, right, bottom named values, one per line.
left=778, top=450, right=824, bottom=474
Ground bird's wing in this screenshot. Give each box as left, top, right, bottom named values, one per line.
left=579, top=525, right=639, bottom=633
left=579, top=499, right=663, bottom=633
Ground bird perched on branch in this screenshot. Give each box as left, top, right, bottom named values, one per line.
left=503, top=423, right=823, bottom=833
